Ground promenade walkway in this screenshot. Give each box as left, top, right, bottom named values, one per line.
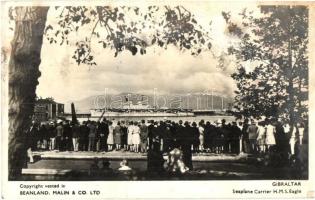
left=32, top=150, right=248, bottom=161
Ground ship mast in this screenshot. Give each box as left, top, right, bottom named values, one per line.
left=128, top=94, right=131, bottom=112
left=211, top=90, right=214, bottom=110
left=98, top=88, right=108, bottom=121
left=221, top=95, right=224, bottom=111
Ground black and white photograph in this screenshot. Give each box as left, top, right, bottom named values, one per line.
left=1, top=0, right=314, bottom=199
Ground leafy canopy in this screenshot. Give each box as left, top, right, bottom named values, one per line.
left=223, top=6, right=308, bottom=122
left=44, top=6, right=213, bottom=66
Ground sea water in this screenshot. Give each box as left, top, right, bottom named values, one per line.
left=73, top=115, right=236, bottom=123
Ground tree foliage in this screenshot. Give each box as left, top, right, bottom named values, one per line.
left=223, top=6, right=308, bottom=123
left=44, top=6, right=212, bottom=65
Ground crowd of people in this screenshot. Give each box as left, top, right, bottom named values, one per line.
left=26, top=117, right=307, bottom=169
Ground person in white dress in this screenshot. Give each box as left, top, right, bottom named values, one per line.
left=265, top=121, right=276, bottom=151
left=256, top=121, right=266, bottom=153
left=283, top=122, right=293, bottom=156
left=127, top=121, right=134, bottom=151
left=132, top=121, right=141, bottom=153
left=107, top=121, right=114, bottom=151
left=198, top=122, right=205, bottom=152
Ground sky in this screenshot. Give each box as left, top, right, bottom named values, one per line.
left=3, top=1, right=259, bottom=103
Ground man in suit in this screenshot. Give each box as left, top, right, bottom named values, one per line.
left=140, top=120, right=148, bottom=153
left=147, top=120, right=155, bottom=150
left=247, top=120, right=259, bottom=154
left=79, top=121, right=89, bottom=151
left=55, top=122, right=64, bottom=151
left=97, top=119, right=109, bottom=151
left=175, top=120, right=185, bottom=149
left=230, top=122, right=242, bottom=154
left=180, top=121, right=194, bottom=170
left=63, top=121, right=73, bottom=151
left=88, top=121, right=97, bottom=151
left=71, top=121, right=80, bottom=152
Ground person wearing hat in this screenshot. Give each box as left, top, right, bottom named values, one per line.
left=246, top=120, right=259, bottom=154
left=265, top=119, right=276, bottom=151
left=71, top=121, right=80, bottom=152
left=39, top=122, right=49, bottom=150
left=151, top=121, right=161, bottom=150
left=114, top=121, right=122, bottom=151
left=140, top=120, right=148, bottom=153
left=106, top=121, right=114, bottom=151
left=256, top=121, right=266, bottom=153
left=158, top=121, right=167, bottom=152
left=48, top=121, right=56, bottom=151
left=220, top=119, right=229, bottom=153
left=127, top=121, right=134, bottom=151
left=175, top=120, right=185, bottom=149
left=147, top=120, right=155, bottom=150
left=204, top=121, right=213, bottom=153
left=55, top=121, right=64, bottom=151
left=189, top=122, right=197, bottom=153
left=162, top=122, right=173, bottom=153
left=214, top=121, right=224, bottom=154
left=180, top=121, right=193, bottom=170
left=63, top=121, right=72, bottom=151
left=230, top=121, right=242, bottom=154
left=97, top=118, right=109, bottom=152
left=197, top=121, right=204, bottom=152
left=88, top=121, right=97, bottom=151
left=132, top=121, right=141, bottom=153
left=241, top=119, right=250, bottom=153
left=147, top=135, right=165, bottom=173
left=120, top=121, right=128, bottom=151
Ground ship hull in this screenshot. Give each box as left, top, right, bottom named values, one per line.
left=90, top=110, right=195, bottom=117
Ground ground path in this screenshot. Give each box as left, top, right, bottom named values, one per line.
left=21, top=151, right=304, bottom=180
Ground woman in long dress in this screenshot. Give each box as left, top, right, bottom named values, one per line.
left=265, top=121, right=276, bottom=151
left=256, top=121, right=266, bottom=153
left=132, top=121, right=141, bottom=153
left=107, top=121, right=114, bottom=151
left=127, top=121, right=134, bottom=151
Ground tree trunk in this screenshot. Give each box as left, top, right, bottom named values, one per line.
left=8, top=7, right=49, bottom=180
left=287, top=7, right=296, bottom=133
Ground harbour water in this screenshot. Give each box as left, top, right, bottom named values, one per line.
left=69, top=115, right=236, bottom=123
